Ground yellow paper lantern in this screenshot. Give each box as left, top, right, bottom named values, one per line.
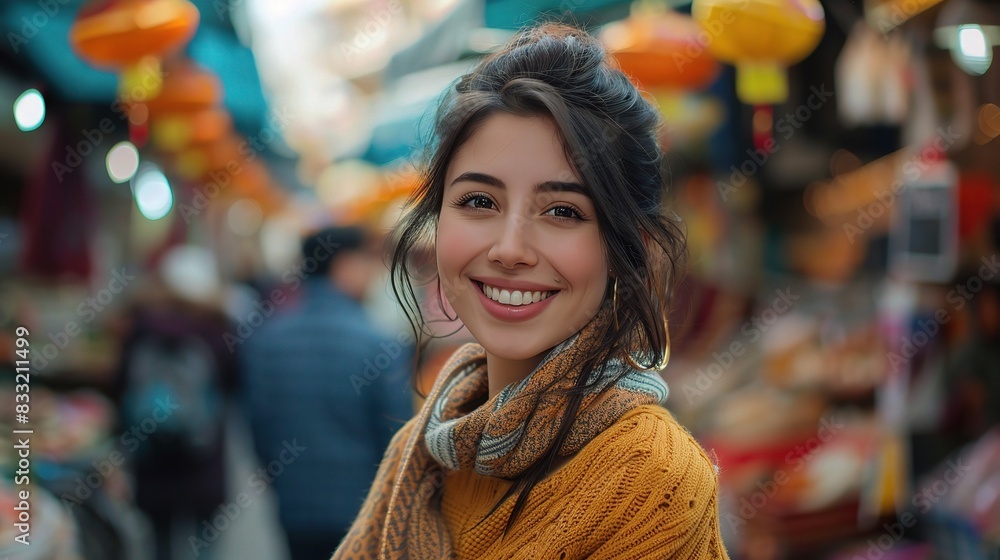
left=692, top=0, right=825, bottom=104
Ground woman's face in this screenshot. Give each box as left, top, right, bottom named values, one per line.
left=437, top=113, right=609, bottom=364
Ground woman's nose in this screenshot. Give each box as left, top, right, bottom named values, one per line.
left=487, top=213, right=538, bottom=269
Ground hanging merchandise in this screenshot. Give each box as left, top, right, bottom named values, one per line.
left=600, top=9, right=720, bottom=91
left=923, top=429, right=1000, bottom=558
left=836, top=21, right=912, bottom=126
left=19, top=114, right=96, bottom=281
left=864, top=0, right=945, bottom=33
left=888, top=150, right=959, bottom=283
left=882, top=32, right=914, bottom=125
left=856, top=282, right=918, bottom=524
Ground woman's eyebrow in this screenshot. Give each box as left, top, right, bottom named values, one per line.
left=450, top=172, right=589, bottom=197
left=450, top=171, right=504, bottom=189
left=536, top=180, right=588, bottom=197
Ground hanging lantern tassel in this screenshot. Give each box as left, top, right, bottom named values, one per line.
left=737, top=62, right=789, bottom=107
left=121, top=57, right=162, bottom=149
left=119, top=55, right=165, bottom=104
left=751, top=104, right=773, bottom=152
left=129, top=114, right=150, bottom=148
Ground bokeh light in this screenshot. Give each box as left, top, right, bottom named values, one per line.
left=13, top=88, right=45, bottom=131
left=106, top=142, right=141, bottom=183
left=132, top=164, right=173, bottom=220
left=228, top=199, right=264, bottom=236
left=953, top=24, right=992, bottom=75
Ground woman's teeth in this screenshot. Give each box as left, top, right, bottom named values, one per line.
left=480, top=283, right=553, bottom=306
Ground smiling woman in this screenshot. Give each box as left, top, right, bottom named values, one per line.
left=438, top=113, right=610, bottom=397
left=332, top=22, right=730, bottom=560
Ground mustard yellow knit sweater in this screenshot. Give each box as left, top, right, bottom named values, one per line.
left=341, top=403, right=729, bottom=559
left=441, top=404, right=728, bottom=559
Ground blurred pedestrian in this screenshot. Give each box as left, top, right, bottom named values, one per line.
left=115, top=246, right=237, bottom=560
left=240, top=225, right=414, bottom=560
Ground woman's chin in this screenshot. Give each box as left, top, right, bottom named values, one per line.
left=480, top=343, right=553, bottom=365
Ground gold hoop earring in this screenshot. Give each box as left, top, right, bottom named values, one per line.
left=612, top=276, right=671, bottom=372
left=611, top=275, right=619, bottom=328
left=437, top=277, right=458, bottom=322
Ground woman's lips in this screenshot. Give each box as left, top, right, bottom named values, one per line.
left=472, top=279, right=558, bottom=322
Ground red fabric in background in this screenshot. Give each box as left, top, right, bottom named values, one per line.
left=958, top=171, right=998, bottom=243
left=20, top=113, right=95, bottom=281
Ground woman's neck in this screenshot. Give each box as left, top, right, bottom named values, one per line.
left=485, top=349, right=550, bottom=400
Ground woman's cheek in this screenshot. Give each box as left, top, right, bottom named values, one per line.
left=436, top=216, right=478, bottom=286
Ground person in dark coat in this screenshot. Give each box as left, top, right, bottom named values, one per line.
left=239, top=225, right=414, bottom=560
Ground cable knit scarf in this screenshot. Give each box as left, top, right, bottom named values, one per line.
left=333, top=306, right=670, bottom=560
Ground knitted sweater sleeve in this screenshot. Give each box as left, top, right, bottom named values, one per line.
left=331, top=417, right=419, bottom=560
left=587, top=408, right=730, bottom=560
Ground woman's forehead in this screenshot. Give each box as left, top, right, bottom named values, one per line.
left=445, top=113, right=586, bottom=188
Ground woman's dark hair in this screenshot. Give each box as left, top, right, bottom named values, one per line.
left=388, top=21, right=686, bottom=536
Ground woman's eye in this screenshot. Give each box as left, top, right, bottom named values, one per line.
left=544, top=206, right=582, bottom=220
left=462, top=195, right=494, bottom=209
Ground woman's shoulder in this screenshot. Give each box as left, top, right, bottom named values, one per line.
left=537, top=405, right=728, bottom=558
left=582, top=404, right=720, bottom=486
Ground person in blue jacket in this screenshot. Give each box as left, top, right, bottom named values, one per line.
left=239, top=225, right=414, bottom=560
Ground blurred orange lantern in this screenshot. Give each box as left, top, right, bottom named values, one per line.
left=165, top=134, right=285, bottom=217
left=691, top=0, right=825, bottom=104
left=71, top=0, right=199, bottom=67
left=601, top=11, right=720, bottom=90
left=171, top=134, right=243, bottom=180
left=230, top=161, right=272, bottom=197
left=229, top=160, right=286, bottom=215
left=70, top=0, right=200, bottom=99
left=145, top=61, right=223, bottom=116
left=342, top=170, right=420, bottom=226
left=210, top=137, right=246, bottom=172
left=151, top=108, right=233, bottom=152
